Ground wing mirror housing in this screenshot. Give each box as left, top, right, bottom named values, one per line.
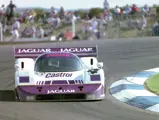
left=87, top=68, right=99, bottom=74
left=97, top=62, right=103, bottom=69
left=15, top=64, right=20, bottom=69
left=14, top=64, right=20, bottom=70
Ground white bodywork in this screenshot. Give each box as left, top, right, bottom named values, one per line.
left=14, top=56, right=105, bottom=88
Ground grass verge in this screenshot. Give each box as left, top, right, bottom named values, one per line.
left=144, top=73, right=159, bottom=95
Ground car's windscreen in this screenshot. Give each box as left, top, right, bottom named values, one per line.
left=34, top=53, right=83, bottom=72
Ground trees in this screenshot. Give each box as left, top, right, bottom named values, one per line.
left=33, top=8, right=44, bottom=21
left=74, top=10, right=86, bottom=18
left=58, top=7, right=65, bottom=19
left=88, top=8, right=103, bottom=18
left=74, top=7, right=104, bottom=19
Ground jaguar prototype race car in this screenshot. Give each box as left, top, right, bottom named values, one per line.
left=14, top=46, right=105, bottom=101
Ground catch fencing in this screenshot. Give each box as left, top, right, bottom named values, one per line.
left=79, top=13, right=159, bottom=40
left=0, top=14, right=158, bottom=42
left=0, top=23, right=3, bottom=42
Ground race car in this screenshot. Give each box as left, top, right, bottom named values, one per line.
left=14, top=46, right=105, bottom=101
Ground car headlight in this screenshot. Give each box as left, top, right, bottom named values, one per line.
left=87, top=94, right=95, bottom=99
left=26, top=96, right=35, bottom=101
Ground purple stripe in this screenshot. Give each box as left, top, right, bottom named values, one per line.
left=39, top=81, right=41, bottom=85
left=14, top=47, right=97, bottom=55
left=69, top=80, right=75, bottom=84
left=17, top=83, right=102, bottom=94
left=52, top=80, right=68, bottom=84
left=45, top=81, right=51, bottom=85
left=75, top=80, right=78, bottom=84
left=15, top=54, right=98, bottom=58
left=41, top=81, right=45, bottom=85
left=19, top=76, right=29, bottom=83
left=90, top=75, right=101, bottom=81
left=36, top=81, right=39, bottom=85
left=75, top=53, right=97, bottom=57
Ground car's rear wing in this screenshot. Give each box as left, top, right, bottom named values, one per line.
left=14, top=46, right=98, bottom=59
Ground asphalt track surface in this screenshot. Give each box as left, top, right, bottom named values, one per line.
left=0, top=38, right=159, bottom=120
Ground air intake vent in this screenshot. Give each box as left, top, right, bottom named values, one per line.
left=36, top=80, right=84, bottom=85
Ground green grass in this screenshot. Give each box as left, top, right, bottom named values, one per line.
left=144, top=73, right=159, bottom=95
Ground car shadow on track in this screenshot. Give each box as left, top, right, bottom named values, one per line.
left=0, top=90, right=16, bottom=102
left=0, top=90, right=102, bottom=102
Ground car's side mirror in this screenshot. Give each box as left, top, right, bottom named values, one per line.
left=87, top=68, right=99, bottom=74
left=14, top=64, right=20, bottom=70
left=97, top=62, right=103, bottom=69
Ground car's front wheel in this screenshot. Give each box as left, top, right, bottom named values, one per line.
left=14, top=89, right=20, bottom=102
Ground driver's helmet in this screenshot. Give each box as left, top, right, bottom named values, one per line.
left=48, top=59, right=59, bottom=67
left=48, top=59, right=53, bottom=66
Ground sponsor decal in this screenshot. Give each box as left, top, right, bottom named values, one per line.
left=17, top=48, right=51, bottom=53
left=16, top=47, right=95, bottom=54
left=46, top=53, right=70, bottom=57
left=45, top=73, right=73, bottom=78
left=60, top=48, right=93, bottom=53
left=47, top=89, right=75, bottom=94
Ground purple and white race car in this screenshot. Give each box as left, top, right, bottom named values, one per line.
left=14, top=46, right=105, bottom=101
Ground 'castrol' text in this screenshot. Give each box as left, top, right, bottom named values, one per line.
left=45, top=73, right=72, bottom=78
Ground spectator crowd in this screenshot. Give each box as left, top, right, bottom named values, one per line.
left=0, top=0, right=79, bottom=41
left=0, top=0, right=158, bottom=41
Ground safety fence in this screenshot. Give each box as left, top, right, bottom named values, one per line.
left=0, top=19, right=77, bottom=42
left=0, top=23, right=3, bottom=42
left=0, top=14, right=158, bottom=42
left=79, top=14, right=159, bottom=40
left=108, top=14, right=158, bottom=39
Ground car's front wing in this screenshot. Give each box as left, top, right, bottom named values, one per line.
left=15, top=84, right=105, bottom=101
